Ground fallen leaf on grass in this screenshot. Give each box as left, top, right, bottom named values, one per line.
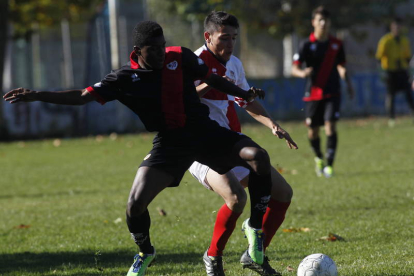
left=95, top=135, right=104, bottom=142
left=53, top=139, right=61, bottom=147
left=14, top=224, right=31, bottom=229
left=276, top=166, right=299, bottom=175
left=113, top=217, right=122, bottom=224
left=318, top=232, right=345, bottom=241
left=287, top=265, right=295, bottom=272
left=157, top=208, right=167, bottom=216
left=283, top=227, right=310, bottom=233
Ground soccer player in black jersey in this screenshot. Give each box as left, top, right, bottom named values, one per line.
left=292, top=6, right=354, bottom=178
left=4, top=21, right=297, bottom=276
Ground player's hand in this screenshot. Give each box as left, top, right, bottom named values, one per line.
left=246, top=87, right=265, bottom=102
left=272, top=124, right=298, bottom=149
left=304, top=67, right=313, bottom=78
left=3, top=88, right=37, bottom=103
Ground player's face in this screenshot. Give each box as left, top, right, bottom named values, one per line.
left=205, top=25, right=238, bottom=62
left=312, top=14, right=330, bottom=35
left=136, top=35, right=166, bottom=70
left=391, top=22, right=401, bottom=36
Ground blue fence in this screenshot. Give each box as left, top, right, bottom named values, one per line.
left=3, top=73, right=413, bottom=138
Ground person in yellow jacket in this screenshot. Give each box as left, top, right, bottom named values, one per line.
left=376, top=17, right=414, bottom=126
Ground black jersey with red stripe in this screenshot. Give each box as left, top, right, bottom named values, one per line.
left=86, top=46, right=212, bottom=132
left=293, top=33, right=346, bottom=101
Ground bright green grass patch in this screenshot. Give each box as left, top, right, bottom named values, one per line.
left=0, top=117, right=413, bottom=275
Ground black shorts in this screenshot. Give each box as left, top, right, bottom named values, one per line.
left=140, top=120, right=251, bottom=187
left=305, top=97, right=341, bottom=127
left=386, top=70, right=411, bottom=93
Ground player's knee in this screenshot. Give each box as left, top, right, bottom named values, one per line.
left=251, top=148, right=271, bottom=175
left=126, top=197, right=146, bottom=217
left=283, top=182, right=294, bottom=201
left=272, top=183, right=293, bottom=202
left=227, top=189, right=247, bottom=212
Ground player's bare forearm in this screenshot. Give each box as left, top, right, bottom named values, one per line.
left=3, top=88, right=95, bottom=105
left=245, top=101, right=276, bottom=130
left=196, top=83, right=212, bottom=98
left=292, top=64, right=312, bottom=78
left=245, top=101, right=298, bottom=149
left=204, top=73, right=264, bottom=101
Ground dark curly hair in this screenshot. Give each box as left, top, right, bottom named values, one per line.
left=133, top=21, right=164, bottom=48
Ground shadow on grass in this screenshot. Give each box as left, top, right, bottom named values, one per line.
left=0, top=250, right=206, bottom=275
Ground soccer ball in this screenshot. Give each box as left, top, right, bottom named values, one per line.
left=297, top=253, right=337, bottom=276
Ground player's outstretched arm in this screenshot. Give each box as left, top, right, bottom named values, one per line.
left=204, top=73, right=264, bottom=102
left=245, top=101, right=298, bottom=149
left=3, top=88, right=95, bottom=105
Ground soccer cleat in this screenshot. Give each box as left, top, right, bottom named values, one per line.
left=323, top=166, right=333, bottom=178
left=203, top=249, right=225, bottom=276
left=240, top=250, right=282, bottom=276
left=241, top=219, right=264, bottom=265
left=127, top=249, right=156, bottom=276
left=314, top=157, right=324, bottom=177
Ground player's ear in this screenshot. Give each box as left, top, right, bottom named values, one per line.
left=133, top=46, right=141, bottom=56
left=204, top=32, right=211, bottom=43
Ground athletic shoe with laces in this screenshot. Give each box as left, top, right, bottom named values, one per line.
left=241, top=218, right=264, bottom=265
left=127, top=248, right=156, bottom=276
left=203, top=249, right=225, bottom=276
left=323, top=166, right=333, bottom=178
left=240, top=250, right=281, bottom=276
left=314, top=157, right=324, bottom=177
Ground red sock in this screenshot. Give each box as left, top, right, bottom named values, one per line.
left=207, top=204, right=241, bottom=256
left=262, top=199, right=291, bottom=250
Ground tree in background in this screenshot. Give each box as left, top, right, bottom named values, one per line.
left=148, top=0, right=411, bottom=39
left=0, top=0, right=105, bottom=140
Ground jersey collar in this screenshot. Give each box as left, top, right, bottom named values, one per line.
left=204, top=43, right=227, bottom=66
left=130, top=51, right=140, bottom=69
left=309, top=32, right=333, bottom=43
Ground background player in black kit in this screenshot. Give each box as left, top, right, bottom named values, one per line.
left=4, top=21, right=297, bottom=276
left=292, top=6, right=354, bottom=178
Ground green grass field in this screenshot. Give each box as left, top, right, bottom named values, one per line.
left=0, top=117, right=413, bottom=276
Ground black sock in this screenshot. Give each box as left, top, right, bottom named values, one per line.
left=309, top=137, right=323, bottom=159
left=326, top=133, right=338, bottom=167
left=126, top=209, right=154, bottom=254
left=248, top=171, right=271, bottom=229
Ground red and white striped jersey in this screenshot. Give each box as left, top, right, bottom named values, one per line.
left=194, top=44, right=252, bottom=132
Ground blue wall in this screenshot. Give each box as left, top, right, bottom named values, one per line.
left=246, top=73, right=412, bottom=121
left=4, top=73, right=413, bottom=138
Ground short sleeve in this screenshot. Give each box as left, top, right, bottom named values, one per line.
left=85, top=72, right=119, bottom=105
left=235, top=64, right=250, bottom=91
left=233, top=64, right=252, bottom=108
left=293, top=42, right=307, bottom=65
left=234, top=97, right=252, bottom=109
left=182, top=47, right=211, bottom=80
left=337, top=43, right=346, bottom=65
left=376, top=36, right=387, bottom=60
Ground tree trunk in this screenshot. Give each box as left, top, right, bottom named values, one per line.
left=0, top=0, right=9, bottom=140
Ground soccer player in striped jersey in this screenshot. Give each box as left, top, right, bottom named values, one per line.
left=188, top=11, right=298, bottom=276
left=292, top=6, right=354, bottom=178
left=4, top=21, right=295, bottom=276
